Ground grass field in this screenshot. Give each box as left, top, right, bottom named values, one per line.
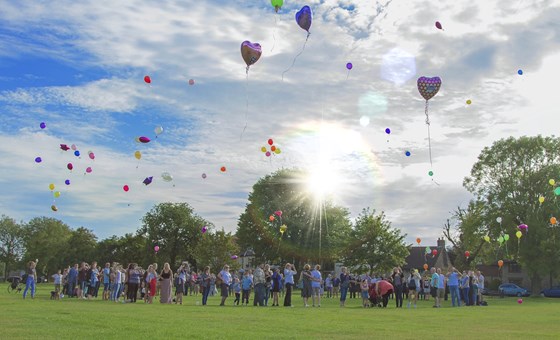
left=2, top=284, right=560, bottom=339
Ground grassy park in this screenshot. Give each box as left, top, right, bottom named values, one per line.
left=2, top=284, right=559, bottom=339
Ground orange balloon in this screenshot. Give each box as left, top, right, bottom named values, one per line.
left=269, top=215, right=275, bottom=222
left=498, top=260, right=504, bottom=268
left=416, top=237, right=421, bottom=245
left=423, top=264, right=428, bottom=270
left=220, top=166, right=226, bottom=172
left=550, top=217, right=557, bottom=225
left=271, top=145, right=276, bottom=152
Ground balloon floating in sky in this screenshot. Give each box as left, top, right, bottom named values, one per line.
left=74, top=150, right=80, bottom=157
left=405, top=151, right=411, bottom=157
left=268, top=139, right=274, bottom=145
left=416, top=238, right=421, bottom=245
left=51, top=205, right=58, bottom=212
left=466, top=99, right=472, bottom=105
left=517, top=69, right=523, bottom=75
left=271, top=0, right=283, bottom=13
left=435, top=21, right=443, bottom=30
left=202, top=173, right=207, bottom=179
left=53, top=191, right=61, bottom=198
left=40, top=122, right=46, bottom=129
left=67, top=163, right=73, bottom=170
left=240, top=41, right=262, bottom=70
left=154, top=126, right=164, bottom=136
left=71, top=144, right=77, bottom=151
left=134, top=151, right=142, bottom=160
left=220, top=166, right=226, bottom=172
left=143, top=176, right=153, bottom=185
left=346, top=62, right=353, bottom=70
left=35, top=157, right=42, bottom=163
left=123, top=185, right=129, bottom=192
left=417, top=76, right=442, bottom=171
left=385, top=128, right=391, bottom=134
left=60, top=144, right=70, bottom=151
left=188, top=79, right=195, bottom=85
left=65, top=179, right=70, bottom=185
left=428, top=170, right=434, bottom=177
left=138, top=136, right=151, bottom=143
left=144, top=75, right=151, bottom=84
left=296, top=5, right=312, bottom=32
left=88, top=151, right=95, bottom=160
left=161, top=172, right=173, bottom=182
left=85, top=166, right=92, bottom=174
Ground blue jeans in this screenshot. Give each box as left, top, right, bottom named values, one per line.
left=449, top=285, right=461, bottom=306
left=202, top=286, right=210, bottom=305
left=23, top=276, right=36, bottom=299
left=340, top=286, right=349, bottom=301
left=462, top=287, right=470, bottom=305
left=111, top=283, right=121, bottom=301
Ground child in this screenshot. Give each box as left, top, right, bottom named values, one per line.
left=51, top=270, right=62, bottom=300
left=233, top=277, right=241, bottom=305
left=360, top=279, right=369, bottom=308
left=241, top=271, right=252, bottom=306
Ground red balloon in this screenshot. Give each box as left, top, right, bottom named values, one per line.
left=220, top=166, right=226, bottom=172
left=268, top=139, right=274, bottom=145
left=465, top=250, right=470, bottom=258
left=144, top=75, right=151, bottom=84
left=432, top=249, right=438, bottom=256
left=67, top=163, right=73, bottom=170
left=188, top=79, right=195, bottom=85
left=123, top=185, right=129, bottom=192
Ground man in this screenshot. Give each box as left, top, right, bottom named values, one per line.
left=283, top=263, right=297, bottom=307
left=477, top=270, right=485, bottom=305
left=67, top=264, right=78, bottom=298
left=102, top=263, right=111, bottom=300
left=253, top=264, right=265, bottom=306
left=430, top=267, right=439, bottom=307
left=447, top=267, right=462, bottom=307
left=374, top=279, right=394, bottom=308
left=437, top=268, right=446, bottom=307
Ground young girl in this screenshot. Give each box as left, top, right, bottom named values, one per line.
left=146, top=265, right=157, bottom=304
left=271, top=268, right=281, bottom=306
left=241, top=270, right=252, bottom=306
left=360, top=279, right=370, bottom=308
left=51, top=270, right=62, bottom=300
left=407, top=269, right=421, bottom=308
left=233, top=277, right=241, bottom=305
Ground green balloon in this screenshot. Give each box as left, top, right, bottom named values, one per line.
left=428, top=170, right=434, bottom=176
left=504, top=234, right=510, bottom=241
left=271, top=0, right=283, bottom=11
left=555, top=187, right=560, bottom=196
left=497, top=236, right=504, bottom=243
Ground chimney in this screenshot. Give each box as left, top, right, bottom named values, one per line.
left=437, top=238, right=445, bottom=249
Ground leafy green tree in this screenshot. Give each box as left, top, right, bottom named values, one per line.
left=140, top=203, right=209, bottom=269
left=194, top=229, right=240, bottom=272
left=342, top=208, right=409, bottom=275
left=0, top=215, right=24, bottom=278
left=236, top=169, right=352, bottom=269
left=23, top=217, right=72, bottom=275
left=463, top=136, right=560, bottom=293
left=61, top=227, right=98, bottom=266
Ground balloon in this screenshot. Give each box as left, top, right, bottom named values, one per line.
left=539, top=196, right=545, bottom=203
left=53, top=191, right=61, bottom=198
left=269, top=215, right=275, bottom=222
left=123, top=185, right=129, bottom=192
left=425, top=246, right=430, bottom=254
left=261, top=147, right=267, bottom=152
left=85, top=167, right=92, bottom=173
left=240, top=41, right=262, bottom=67
left=60, top=144, right=70, bottom=151
left=134, top=137, right=141, bottom=143
left=268, top=139, right=274, bottom=145
left=134, top=151, right=142, bottom=160
left=39, top=122, right=46, bottom=129
left=295, top=5, right=312, bottom=32
left=280, top=224, right=287, bottom=234
left=161, top=172, right=173, bottom=182
left=201, top=226, right=208, bottom=234
left=497, top=236, right=504, bottom=243
left=385, top=128, right=391, bottom=134
left=220, top=166, right=226, bottom=172
left=416, top=237, right=421, bottom=245
left=549, top=179, right=555, bottom=186
left=465, top=251, right=470, bottom=258
left=423, top=264, right=428, bottom=271
left=265, top=151, right=271, bottom=157
left=428, top=170, right=434, bottom=177
left=51, top=205, right=58, bottom=212
left=550, top=217, right=557, bottom=225
left=231, top=255, right=238, bottom=260
left=432, top=249, right=438, bottom=256
left=74, top=150, right=80, bottom=157
left=466, top=99, right=472, bottom=105
left=88, top=152, right=95, bottom=160
left=67, top=163, right=73, bottom=171
left=188, top=79, right=195, bottom=85
left=435, top=21, right=442, bottom=30
left=139, top=136, right=151, bottom=143
left=405, top=151, right=411, bottom=157
left=143, top=176, right=153, bottom=185
left=71, top=144, right=77, bottom=151
left=346, top=62, right=353, bottom=70
left=202, top=173, right=207, bottom=179
left=154, top=126, right=164, bottom=135
left=270, top=145, right=276, bottom=152
left=144, top=75, right=151, bottom=84
left=274, top=148, right=281, bottom=154
left=275, top=210, right=283, bottom=217
left=483, top=235, right=490, bottom=242
left=517, top=298, right=523, bottom=304
left=496, top=216, right=502, bottom=223
left=498, top=260, right=504, bottom=268
left=518, top=224, right=528, bottom=231
left=65, top=179, right=70, bottom=185
left=504, top=234, right=510, bottom=241
left=516, top=231, right=522, bottom=239
left=154, top=245, right=159, bottom=252
left=417, top=76, right=442, bottom=101
left=517, top=69, right=523, bottom=75
left=49, top=183, right=55, bottom=191
left=271, top=0, right=283, bottom=12
left=35, top=157, right=42, bottom=163
left=555, top=187, right=560, bottom=196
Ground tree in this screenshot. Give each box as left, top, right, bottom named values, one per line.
left=342, top=208, right=409, bottom=275
left=194, top=229, right=240, bottom=272
left=0, top=215, right=24, bottom=278
left=62, top=227, right=98, bottom=266
left=463, top=135, right=560, bottom=293
left=236, top=169, right=352, bottom=269
left=23, top=217, right=73, bottom=275
left=140, top=203, right=209, bottom=269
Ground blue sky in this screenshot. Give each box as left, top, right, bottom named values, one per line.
left=1, top=0, right=559, bottom=244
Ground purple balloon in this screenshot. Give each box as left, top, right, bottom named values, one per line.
left=346, top=62, right=353, bottom=70
left=39, top=122, right=46, bottom=129
left=295, top=6, right=312, bottom=32
left=35, top=157, right=42, bottom=163
left=139, top=136, right=151, bottom=143
left=143, top=176, right=153, bottom=185
left=385, top=128, right=391, bottom=134
left=65, top=179, right=70, bottom=185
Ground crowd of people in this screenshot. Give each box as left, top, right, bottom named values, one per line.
left=20, top=260, right=486, bottom=309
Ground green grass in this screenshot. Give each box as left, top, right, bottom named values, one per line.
left=2, top=284, right=560, bottom=339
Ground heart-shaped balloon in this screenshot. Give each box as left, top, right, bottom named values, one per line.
left=417, top=76, right=442, bottom=101
left=296, top=6, right=312, bottom=32
left=241, top=41, right=262, bottom=67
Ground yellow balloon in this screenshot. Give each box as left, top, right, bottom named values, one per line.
left=539, top=196, right=545, bottom=203
left=261, top=146, right=267, bottom=153
left=550, top=179, right=556, bottom=186
left=49, top=183, right=55, bottom=191
left=134, top=151, right=142, bottom=160
left=516, top=231, right=522, bottom=239
left=483, top=235, right=490, bottom=243
left=466, top=99, right=472, bottom=105
left=53, top=191, right=61, bottom=198
left=274, top=148, right=281, bottom=154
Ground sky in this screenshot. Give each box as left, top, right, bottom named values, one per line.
left=0, top=0, right=559, bottom=246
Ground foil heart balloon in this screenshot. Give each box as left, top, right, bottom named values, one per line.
left=417, top=76, right=442, bottom=101
left=296, top=6, right=312, bottom=32
left=241, top=41, right=262, bottom=67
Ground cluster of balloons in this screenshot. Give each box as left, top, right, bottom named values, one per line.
left=261, top=138, right=282, bottom=157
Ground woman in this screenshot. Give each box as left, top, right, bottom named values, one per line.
left=23, top=260, right=37, bottom=299
left=300, top=264, right=313, bottom=307
left=176, top=263, right=189, bottom=305
left=217, top=264, right=232, bottom=306
left=271, top=267, right=281, bottom=306
left=375, top=279, right=394, bottom=308
left=127, top=263, right=140, bottom=303
left=407, top=269, right=421, bottom=308
left=201, top=266, right=211, bottom=305
left=283, top=263, right=296, bottom=307
left=159, top=262, right=173, bottom=304
left=391, top=267, right=404, bottom=308
left=339, top=267, right=351, bottom=307
left=264, top=264, right=272, bottom=306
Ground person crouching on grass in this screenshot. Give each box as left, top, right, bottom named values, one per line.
left=360, top=279, right=370, bottom=308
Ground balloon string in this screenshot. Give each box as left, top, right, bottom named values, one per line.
left=425, top=100, right=433, bottom=168
left=281, top=32, right=310, bottom=81
left=271, top=14, right=278, bottom=52
left=240, top=67, right=249, bottom=140
left=346, top=69, right=350, bottom=80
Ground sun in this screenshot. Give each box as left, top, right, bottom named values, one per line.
left=306, top=165, right=339, bottom=201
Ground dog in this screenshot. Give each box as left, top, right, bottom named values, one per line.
left=50, top=291, right=57, bottom=300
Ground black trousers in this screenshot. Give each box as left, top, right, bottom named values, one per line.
left=382, top=292, right=391, bottom=307
left=284, top=283, right=293, bottom=306
left=128, top=283, right=138, bottom=302
left=395, top=285, right=403, bottom=307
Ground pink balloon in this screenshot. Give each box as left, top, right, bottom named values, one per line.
left=71, top=144, right=77, bottom=151
left=67, top=163, right=73, bottom=170
left=123, top=185, right=129, bottom=192
left=85, top=167, right=92, bottom=173
left=189, top=79, right=195, bottom=85
left=274, top=210, right=282, bottom=217
left=517, top=298, right=523, bottom=304
left=139, top=136, right=151, bottom=143
left=88, top=152, right=95, bottom=160
left=154, top=245, right=160, bottom=252
left=265, top=151, right=271, bottom=157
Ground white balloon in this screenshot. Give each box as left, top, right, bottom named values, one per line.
left=154, top=126, right=164, bottom=135
left=161, top=172, right=173, bottom=182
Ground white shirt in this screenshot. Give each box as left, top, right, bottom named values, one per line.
left=478, top=274, right=485, bottom=289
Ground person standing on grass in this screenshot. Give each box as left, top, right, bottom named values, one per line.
left=476, top=270, right=485, bottom=305
left=271, top=267, right=281, bottom=306
left=159, top=263, right=173, bottom=304
left=77, top=262, right=88, bottom=298
left=22, top=260, right=37, bottom=299
left=325, top=274, right=333, bottom=298
left=233, top=277, right=241, bottom=305
left=242, top=270, right=253, bottom=306
left=437, top=268, right=445, bottom=307
left=128, top=263, right=141, bottom=303
left=102, top=263, right=111, bottom=300
left=407, top=269, right=421, bottom=308
left=471, top=272, right=479, bottom=306
left=263, top=264, right=273, bottom=306
left=283, top=263, right=296, bottom=307
left=52, top=269, right=62, bottom=300
left=447, top=267, right=462, bottom=307
left=311, top=264, right=322, bottom=307
left=146, top=265, right=157, bottom=304
left=201, top=266, right=212, bottom=306
left=300, top=264, right=313, bottom=307
left=339, top=267, right=351, bottom=307
left=87, top=261, right=99, bottom=300
left=360, top=279, right=370, bottom=308
left=67, top=264, right=78, bottom=297
left=253, top=264, right=266, bottom=306
left=391, top=267, right=404, bottom=308
left=430, top=267, right=439, bottom=307
left=218, top=264, right=232, bottom=306
left=176, top=263, right=188, bottom=305
left=460, top=270, right=470, bottom=306
left=333, top=273, right=340, bottom=299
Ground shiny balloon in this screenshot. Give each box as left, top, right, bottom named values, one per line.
left=550, top=217, right=557, bottom=225
left=123, top=185, right=129, bottom=192
left=265, top=151, right=271, bottom=157
left=85, top=167, right=92, bottom=174
left=202, top=173, right=207, bottom=179
left=51, top=205, right=58, bottom=212
left=346, top=62, right=353, bottom=70
left=65, top=179, right=70, bottom=185
left=144, top=75, right=151, bottom=84
left=88, top=152, right=95, bottom=160
left=161, top=172, right=173, bottom=182
left=134, top=151, right=142, bottom=160
left=416, top=237, right=421, bottom=245
left=268, top=139, right=274, bottom=145
left=295, top=6, right=313, bottom=32
left=71, top=144, right=77, bottom=151
left=432, top=249, right=438, bottom=256
left=40, top=122, right=46, bottom=129
left=417, top=76, right=442, bottom=101
left=435, top=21, right=442, bottom=30
left=35, top=157, right=42, bottom=163
left=240, top=41, right=262, bottom=67
left=67, top=163, right=73, bottom=171
left=154, top=126, right=164, bottom=135
left=139, top=136, right=151, bottom=143
left=143, top=176, right=153, bottom=185
left=517, top=69, right=523, bottom=75
left=220, top=166, right=226, bottom=172
left=405, top=151, right=411, bottom=157
left=271, top=0, right=283, bottom=12
left=154, top=245, right=160, bottom=252
left=188, top=79, right=195, bottom=85
left=385, top=128, right=391, bottom=134
left=74, top=150, right=80, bottom=157
left=60, top=144, right=70, bottom=151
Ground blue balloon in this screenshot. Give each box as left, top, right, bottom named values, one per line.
left=517, top=69, right=523, bottom=75
left=405, top=151, right=411, bottom=157
left=295, top=6, right=312, bottom=32
left=35, top=157, right=42, bottom=163
left=385, top=128, right=391, bottom=134
left=65, top=179, right=70, bottom=185
left=74, top=150, right=80, bottom=157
